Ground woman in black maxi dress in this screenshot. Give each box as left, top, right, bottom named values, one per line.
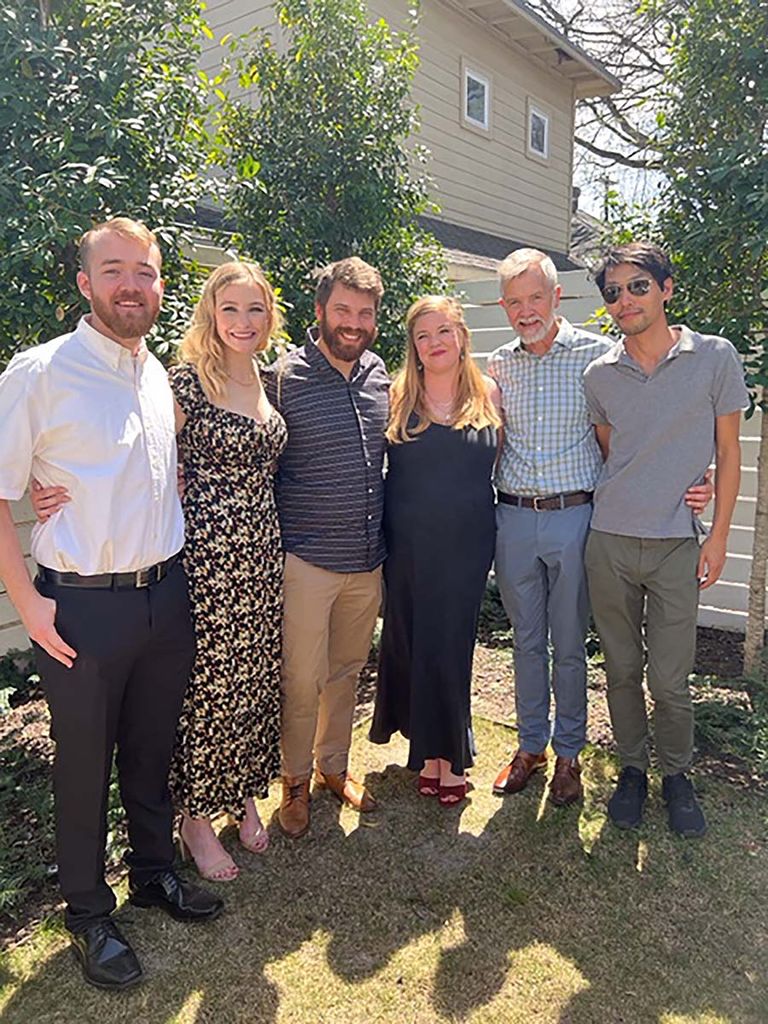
left=371, top=421, right=497, bottom=773
left=370, top=295, right=500, bottom=801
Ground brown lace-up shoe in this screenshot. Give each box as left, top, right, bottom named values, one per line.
left=492, top=750, right=547, bottom=795
left=314, top=770, right=376, bottom=812
left=278, top=777, right=311, bottom=838
left=549, top=756, right=583, bottom=806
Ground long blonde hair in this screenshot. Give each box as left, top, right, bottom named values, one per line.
left=387, top=295, right=500, bottom=444
left=179, top=261, right=284, bottom=399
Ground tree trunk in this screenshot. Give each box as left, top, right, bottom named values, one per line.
left=744, top=389, right=768, bottom=688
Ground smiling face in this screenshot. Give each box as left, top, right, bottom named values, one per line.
left=76, top=229, right=163, bottom=346
left=214, top=281, right=270, bottom=355
left=316, top=282, right=378, bottom=364
left=602, top=262, right=673, bottom=336
left=411, top=309, right=464, bottom=375
left=499, top=265, right=560, bottom=347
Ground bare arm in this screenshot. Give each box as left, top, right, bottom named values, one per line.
left=484, top=375, right=505, bottom=462
left=595, top=423, right=611, bottom=461
left=173, top=396, right=186, bottom=434
left=697, top=411, right=741, bottom=589
left=0, top=499, right=77, bottom=666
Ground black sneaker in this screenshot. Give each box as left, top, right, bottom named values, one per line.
left=662, top=773, right=707, bottom=838
left=607, top=766, right=648, bottom=829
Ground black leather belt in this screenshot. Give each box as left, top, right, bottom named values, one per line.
left=498, top=490, right=593, bottom=512
left=36, top=553, right=181, bottom=590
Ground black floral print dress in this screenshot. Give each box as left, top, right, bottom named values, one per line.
left=168, top=363, right=287, bottom=820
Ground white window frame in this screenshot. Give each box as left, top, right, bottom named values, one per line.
left=526, top=97, right=551, bottom=162
left=460, top=58, right=491, bottom=136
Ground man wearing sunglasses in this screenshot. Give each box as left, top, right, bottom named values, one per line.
left=584, top=241, right=748, bottom=837
left=488, top=248, right=712, bottom=809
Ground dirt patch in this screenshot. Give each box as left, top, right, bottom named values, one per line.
left=694, top=626, right=745, bottom=679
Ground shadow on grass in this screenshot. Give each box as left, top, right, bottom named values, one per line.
left=1, top=720, right=767, bottom=1023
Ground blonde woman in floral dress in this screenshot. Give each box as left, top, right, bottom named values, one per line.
left=169, top=262, right=287, bottom=881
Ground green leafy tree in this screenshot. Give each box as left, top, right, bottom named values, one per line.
left=218, top=0, right=446, bottom=368
left=0, top=0, right=216, bottom=366
left=654, top=0, right=768, bottom=679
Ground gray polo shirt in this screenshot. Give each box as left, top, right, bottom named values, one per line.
left=583, top=325, right=749, bottom=538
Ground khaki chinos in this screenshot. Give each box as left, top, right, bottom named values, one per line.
left=280, top=552, right=382, bottom=781
left=585, top=530, right=700, bottom=775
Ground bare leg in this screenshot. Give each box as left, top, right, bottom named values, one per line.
left=239, top=797, right=269, bottom=854
left=179, top=814, right=238, bottom=882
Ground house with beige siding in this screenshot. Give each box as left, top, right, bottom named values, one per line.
left=1, top=3, right=753, bottom=651
left=201, top=0, right=620, bottom=273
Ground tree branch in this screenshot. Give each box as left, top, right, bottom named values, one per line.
left=574, top=134, right=661, bottom=170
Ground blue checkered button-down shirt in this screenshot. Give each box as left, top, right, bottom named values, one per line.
left=488, top=318, right=610, bottom=496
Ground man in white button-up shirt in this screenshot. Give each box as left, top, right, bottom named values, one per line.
left=0, top=218, right=221, bottom=991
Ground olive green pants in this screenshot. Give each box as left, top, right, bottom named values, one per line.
left=585, top=531, right=700, bottom=776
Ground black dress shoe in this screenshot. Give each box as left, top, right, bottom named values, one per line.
left=128, top=869, right=224, bottom=922
left=70, top=918, right=143, bottom=991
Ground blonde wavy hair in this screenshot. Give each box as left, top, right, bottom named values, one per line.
left=387, top=295, right=500, bottom=444
left=178, top=261, right=283, bottom=399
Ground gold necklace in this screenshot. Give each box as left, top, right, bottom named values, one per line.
left=426, top=394, right=456, bottom=423
left=224, top=369, right=258, bottom=387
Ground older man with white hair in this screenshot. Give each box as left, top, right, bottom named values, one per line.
left=488, top=248, right=710, bottom=807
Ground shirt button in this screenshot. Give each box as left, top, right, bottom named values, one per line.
left=368, top=488, right=373, bottom=494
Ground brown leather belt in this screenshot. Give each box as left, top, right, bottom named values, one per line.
left=497, top=490, right=593, bottom=512
left=36, top=552, right=181, bottom=590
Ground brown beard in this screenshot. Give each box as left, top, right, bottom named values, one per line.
left=90, top=291, right=159, bottom=340
left=318, top=312, right=376, bottom=362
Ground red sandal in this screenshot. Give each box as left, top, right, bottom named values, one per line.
left=418, top=774, right=440, bottom=797
left=439, top=780, right=467, bottom=806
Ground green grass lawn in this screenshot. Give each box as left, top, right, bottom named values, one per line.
left=1, top=718, right=766, bottom=1024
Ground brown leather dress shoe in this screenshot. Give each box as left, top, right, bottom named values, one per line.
left=549, top=756, right=583, bottom=806
left=492, top=750, right=547, bottom=795
left=278, top=777, right=311, bottom=838
left=314, top=770, right=376, bottom=812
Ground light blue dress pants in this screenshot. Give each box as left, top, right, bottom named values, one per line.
left=494, top=501, right=591, bottom=758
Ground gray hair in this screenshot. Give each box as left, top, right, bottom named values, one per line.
left=498, top=248, right=558, bottom=291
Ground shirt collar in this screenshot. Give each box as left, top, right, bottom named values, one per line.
left=602, top=324, right=699, bottom=366
left=77, top=316, right=149, bottom=370
left=506, top=316, right=576, bottom=354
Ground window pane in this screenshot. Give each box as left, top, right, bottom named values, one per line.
left=466, top=75, right=487, bottom=126
left=530, top=110, right=547, bottom=155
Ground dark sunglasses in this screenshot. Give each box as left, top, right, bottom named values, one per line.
left=600, top=278, right=653, bottom=304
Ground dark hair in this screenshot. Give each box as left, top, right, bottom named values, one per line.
left=594, top=242, right=673, bottom=292
left=314, top=256, right=384, bottom=311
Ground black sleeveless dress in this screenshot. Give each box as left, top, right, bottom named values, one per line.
left=370, top=420, right=497, bottom=775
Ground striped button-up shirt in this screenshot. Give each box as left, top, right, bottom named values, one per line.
left=263, top=329, right=390, bottom=573
left=488, top=318, right=610, bottom=496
